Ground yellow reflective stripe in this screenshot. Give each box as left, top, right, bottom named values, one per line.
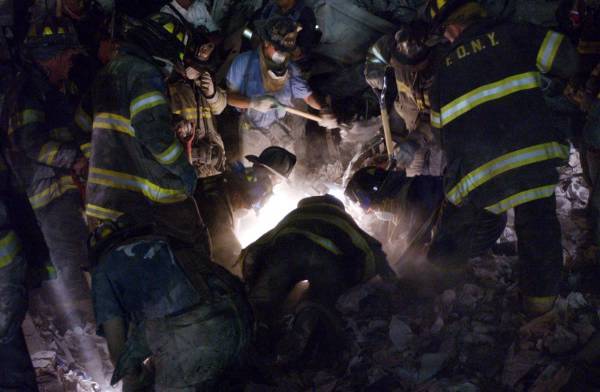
left=447, top=142, right=569, bottom=205
left=28, top=176, right=77, bottom=209
left=485, top=184, right=556, bottom=214
left=130, top=91, right=167, bottom=119
left=93, top=113, right=135, bottom=137
left=80, top=143, right=92, bottom=159
left=537, top=31, right=564, bottom=73
left=431, top=110, right=442, bottom=128
left=38, top=141, right=61, bottom=165
left=14, top=109, right=45, bottom=128
left=163, top=22, right=175, bottom=33
left=440, top=72, right=540, bottom=127
left=154, top=140, right=183, bottom=165
left=279, top=227, right=343, bottom=256
left=173, top=108, right=212, bottom=120
left=88, top=167, right=187, bottom=204
left=85, top=203, right=124, bottom=221
left=576, top=40, right=600, bottom=55
left=0, top=231, right=22, bottom=268
left=174, top=108, right=198, bottom=121
left=43, top=26, right=53, bottom=36
left=75, top=107, right=92, bottom=132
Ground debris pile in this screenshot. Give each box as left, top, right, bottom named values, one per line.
left=246, top=150, right=600, bottom=391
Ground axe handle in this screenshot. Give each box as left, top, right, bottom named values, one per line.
left=283, top=106, right=323, bottom=123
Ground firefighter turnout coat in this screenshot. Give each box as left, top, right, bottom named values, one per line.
left=6, top=66, right=83, bottom=211
left=82, top=44, right=197, bottom=224
left=430, top=19, right=579, bottom=214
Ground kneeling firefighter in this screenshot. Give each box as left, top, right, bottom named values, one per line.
left=239, top=195, right=395, bottom=367
left=89, top=217, right=253, bottom=391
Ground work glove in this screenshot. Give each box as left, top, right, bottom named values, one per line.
left=249, top=95, right=280, bottom=113
left=200, top=72, right=215, bottom=98
left=393, top=140, right=420, bottom=168
left=318, top=108, right=338, bottom=129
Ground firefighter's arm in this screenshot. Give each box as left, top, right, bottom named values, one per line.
left=429, top=75, right=443, bottom=147
left=206, top=87, right=227, bottom=115
left=72, top=92, right=94, bottom=160
left=10, top=98, right=79, bottom=169
left=535, top=28, right=580, bottom=80
left=129, top=75, right=197, bottom=195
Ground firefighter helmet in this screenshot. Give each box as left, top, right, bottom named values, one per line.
left=256, top=16, right=300, bottom=53
left=426, top=0, right=471, bottom=26
left=393, top=21, right=431, bottom=65
left=245, top=146, right=297, bottom=180
left=126, top=12, right=190, bottom=69
left=345, top=166, right=391, bottom=209
left=24, top=15, right=81, bottom=60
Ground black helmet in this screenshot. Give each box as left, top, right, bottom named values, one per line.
left=256, top=16, right=300, bottom=53
left=24, top=15, right=81, bottom=60
left=345, top=166, right=408, bottom=209
left=126, top=12, right=190, bottom=69
left=426, top=0, right=483, bottom=28
left=245, top=146, right=297, bottom=181
left=392, top=21, right=431, bottom=66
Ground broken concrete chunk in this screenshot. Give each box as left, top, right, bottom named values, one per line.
left=389, top=316, right=413, bottom=351
left=418, top=353, right=448, bottom=382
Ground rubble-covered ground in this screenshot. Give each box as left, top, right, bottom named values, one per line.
left=24, top=137, right=600, bottom=392
left=243, top=150, right=600, bottom=391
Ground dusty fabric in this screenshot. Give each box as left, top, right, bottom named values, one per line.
left=145, top=289, right=252, bottom=391
left=34, top=192, right=89, bottom=289
left=515, top=196, right=563, bottom=297
left=428, top=201, right=507, bottom=267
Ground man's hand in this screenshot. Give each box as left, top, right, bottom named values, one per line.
left=249, top=96, right=280, bottom=113
left=175, top=121, right=197, bottom=142
left=185, top=66, right=201, bottom=81
left=318, top=108, right=338, bottom=129
left=199, top=72, right=215, bottom=98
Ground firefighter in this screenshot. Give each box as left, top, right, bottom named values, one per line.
left=5, top=15, right=91, bottom=314
left=557, top=0, right=600, bottom=260
left=169, top=28, right=227, bottom=178
left=195, top=146, right=296, bottom=275
left=83, top=13, right=211, bottom=259
left=258, top=0, right=320, bottom=65
left=89, top=217, right=253, bottom=390
left=161, top=0, right=219, bottom=32
left=0, top=154, right=38, bottom=391
left=239, top=194, right=394, bottom=366
left=425, top=0, right=579, bottom=315
left=226, top=16, right=337, bottom=157
left=345, top=166, right=507, bottom=265
left=582, top=61, right=600, bottom=258
left=364, top=21, right=445, bottom=176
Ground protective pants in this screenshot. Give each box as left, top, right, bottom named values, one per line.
left=34, top=191, right=89, bottom=296
left=515, top=196, right=563, bottom=297
left=0, top=251, right=37, bottom=392
left=428, top=201, right=508, bottom=266
left=429, top=196, right=562, bottom=297
left=117, top=279, right=252, bottom=392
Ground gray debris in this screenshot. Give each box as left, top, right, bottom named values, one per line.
left=389, top=316, right=413, bottom=351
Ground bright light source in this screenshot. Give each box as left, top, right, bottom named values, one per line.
left=243, top=28, right=253, bottom=40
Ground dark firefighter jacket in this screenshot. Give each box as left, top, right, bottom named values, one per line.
left=81, top=44, right=197, bottom=224
left=194, top=172, right=240, bottom=270
left=6, top=66, right=83, bottom=211
left=430, top=19, right=579, bottom=214
left=240, top=195, right=394, bottom=285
